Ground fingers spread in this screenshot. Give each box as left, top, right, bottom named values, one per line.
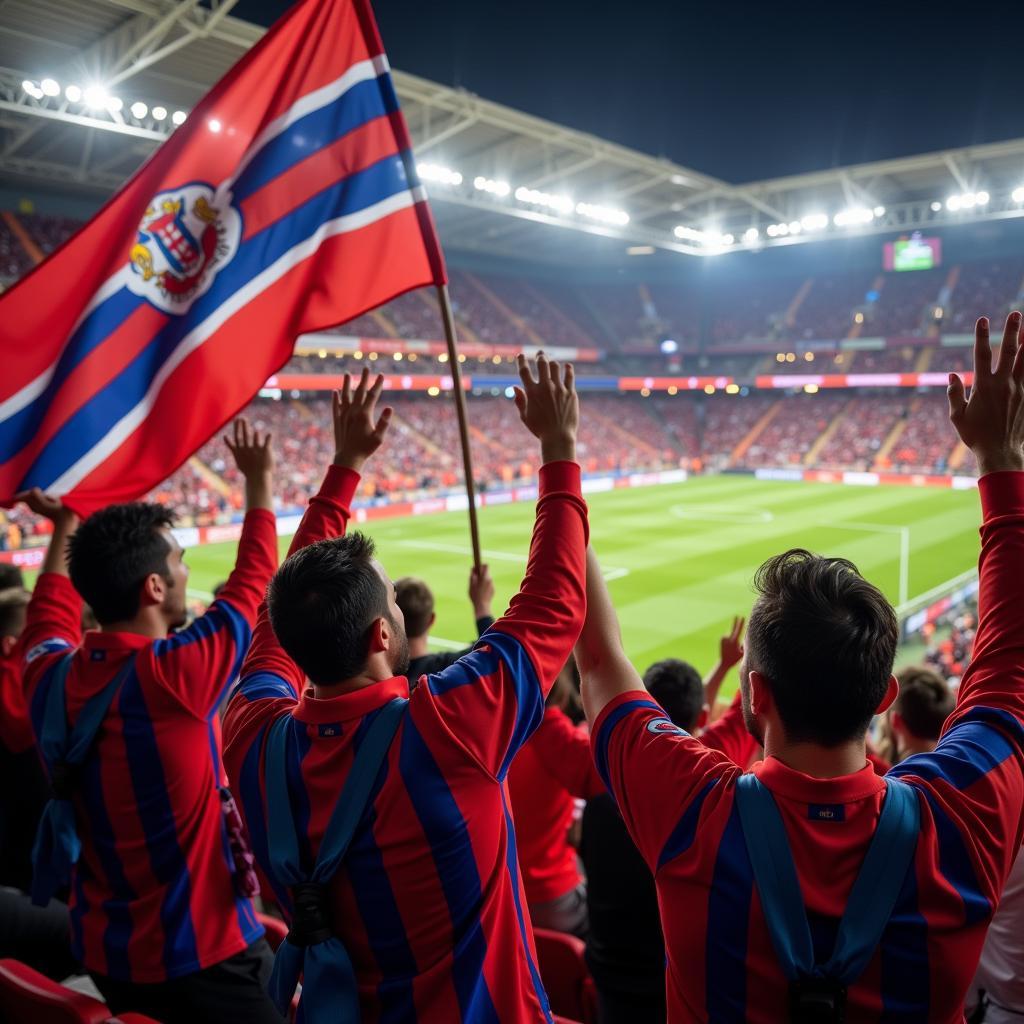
left=517, top=353, right=533, bottom=386
left=341, top=374, right=352, bottom=405
left=535, top=351, right=550, bottom=384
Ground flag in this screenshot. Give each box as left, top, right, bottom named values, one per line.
left=0, top=0, right=446, bottom=515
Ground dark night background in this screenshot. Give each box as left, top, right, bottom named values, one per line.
left=233, top=0, right=1021, bottom=183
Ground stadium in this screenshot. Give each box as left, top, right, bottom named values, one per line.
left=0, top=1, right=1021, bottom=1023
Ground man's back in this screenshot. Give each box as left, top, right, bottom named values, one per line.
left=225, top=448, right=589, bottom=1021
left=21, top=507, right=276, bottom=983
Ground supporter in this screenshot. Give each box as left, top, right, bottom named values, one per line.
left=508, top=657, right=603, bottom=938
left=581, top=626, right=744, bottom=1024
left=0, top=586, right=49, bottom=892
left=575, top=314, right=1024, bottom=1021
left=878, top=665, right=955, bottom=765
left=397, top=565, right=496, bottom=678
left=17, top=419, right=282, bottom=1024
left=223, top=357, right=588, bottom=1022
left=966, top=847, right=1024, bottom=1023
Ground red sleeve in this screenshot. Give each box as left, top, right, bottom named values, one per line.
left=224, top=467, right=360, bottom=782
left=529, top=706, right=604, bottom=799
left=149, top=508, right=277, bottom=718
left=888, top=472, right=1024, bottom=921
left=701, top=692, right=760, bottom=768
left=21, top=573, right=83, bottom=693
left=591, top=691, right=738, bottom=871
left=409, top=461, right=589, bottom=780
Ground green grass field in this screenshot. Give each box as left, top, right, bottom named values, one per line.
left=181, top=475, right=982, bottom=698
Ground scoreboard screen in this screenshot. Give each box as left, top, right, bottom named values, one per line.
left=884, top=235, right=941, bottom=272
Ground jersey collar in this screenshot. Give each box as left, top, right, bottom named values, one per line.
left=753, top=755, right=885, bottom=804
left=294, top=675, right=410, bottom=724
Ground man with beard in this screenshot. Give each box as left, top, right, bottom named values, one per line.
left=224, top=357, right=588, bottom=1023
left=576, top=315, right=1024, bottom=1022
left=17, top=419, right=282, bottom=1024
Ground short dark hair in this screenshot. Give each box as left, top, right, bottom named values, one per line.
left=0, top=587, right=30, bottom=638
left=643, top=659, right=704, bottom=732
left=746, top=548, right=898, bottom=747
left=268, top=532, right=389, bottom=685
left=68, top=504, right=176, bottom=625
left=395, top=577, right=434, bottom=639
left=0, top=564, right=24, bottom=590
left=895, top=666, right=954, bottom=741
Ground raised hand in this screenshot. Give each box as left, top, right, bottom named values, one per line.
left=14, top=486, right=71, bottom=524
left=513, top=351, right=579, bottom=463
left=224, top=418, right=273, bottom=511
left=332, top=369, right=393, bottom=472
left=718, top=616, right=746, bottom=671
left=468, top=563, right=495, bottom=619
left=225, top=418, right=274, bottom=480
left=948, top=312, right=1024, bottom=475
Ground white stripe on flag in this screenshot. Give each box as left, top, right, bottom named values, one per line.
left=219, top=54, right=391, bottom=200
left=47, top=185, right=428, bottom=496
left=0, top=266, right=131, bottom=426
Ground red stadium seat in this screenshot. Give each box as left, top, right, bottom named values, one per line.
left=0, top=959, right=110, bottom=1023
left=532, top=928, right=594, bottom=1024
left=258, top=911, right=289, bottom=951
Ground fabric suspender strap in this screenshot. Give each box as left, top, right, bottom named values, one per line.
left=31, top=653, right=137, bottom=907
left=734, top=773, right=920, bottom=986
left=264, top=697, right=408, bottom=1024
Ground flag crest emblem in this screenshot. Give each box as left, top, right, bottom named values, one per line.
left=128, top=183, right=242, bottom=314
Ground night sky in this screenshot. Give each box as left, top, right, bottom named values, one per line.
left=235, top=0, right=1021, bottom=183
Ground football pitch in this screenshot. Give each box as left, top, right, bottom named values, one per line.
left=182, top=475, right=982, bottom=698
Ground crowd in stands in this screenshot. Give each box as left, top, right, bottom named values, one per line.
left=2, top=329, right=1023, bottom=1024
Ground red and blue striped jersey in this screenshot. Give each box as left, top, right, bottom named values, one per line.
left=20, top=508, right=277, bottom=983
left=593, top=471, right=1024, bottom=1022
left=223, top=462, right=589, bottom=1023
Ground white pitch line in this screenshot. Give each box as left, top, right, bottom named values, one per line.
left=427, top=636, right=470, bottom=651
left=896, top=567, right=978, bottom=617
left=825, top=521, right=911, bottom=608
left=668, top=503, right=775, bottom=525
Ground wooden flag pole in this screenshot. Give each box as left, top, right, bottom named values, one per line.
left=436, top=283, right=482, bottom=570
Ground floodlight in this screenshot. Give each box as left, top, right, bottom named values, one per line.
left=130, top=101, right=148, bottom=119
left=801, top=213, right=828, bottom=231
left=40, top=78, right=60, bottom=97
left=106, top=95, right=123, bottom=113
left=1013, top=187, right=1024, bottom=203
left=64, top=84, right=82, bottom=102
left=209, top=118, right=222, bottom=133
left=660, top=339, right=679, bottom=354
left=172, top=110, right=187, bottom=125
left=976, top=191, right=990, bottom=205
left=743, top=227, right=759, bottom=242
left=930, top=201, right=942, bottom=212
left=22, top=80, right=43, bottom=99
left=787, top=221, right=802, bottom=234
left=152, top=105, right=167, bottom=121
left=873, top=206, right=885, bottom=217
left=946, top=195, right=962, bottom=211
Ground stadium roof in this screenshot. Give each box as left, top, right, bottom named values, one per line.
left=5, top=0, right=1024, bottom=265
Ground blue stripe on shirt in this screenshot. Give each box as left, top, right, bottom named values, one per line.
left=346, top=709, right=417, bottom=1024
left=657, top=778, right=720, bottom=870
left=238, top=724, right=292, bottom=914
left=705, top=801, right=753, bottom=1023
left=593, top=699, right=663, bottom=795
left=500, top=787, right=553, bottom=1024
left=118, top=669, right=201, bottom=976
left=237, top=672, right=297, bottom=702
left=892, top=720, right=1015, bottom=792
left=399, top=715, right=503, bottom=1023
left=879, top=850, right=930, bottom=1018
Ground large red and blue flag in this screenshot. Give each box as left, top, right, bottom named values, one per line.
left=0, top=0, right=446, bottom=515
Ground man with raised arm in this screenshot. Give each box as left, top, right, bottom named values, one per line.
left=576, top=315, right=1024, bottom=1021
left=223, top=357, right=588, bottom=1023
left=17, top=420, right=282, bottom=1024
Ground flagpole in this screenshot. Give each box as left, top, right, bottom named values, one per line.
left=436, top=284, right=482, bottom=570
